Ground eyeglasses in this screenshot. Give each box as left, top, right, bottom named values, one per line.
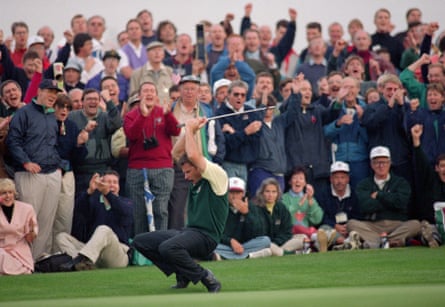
left=232, top=92, right=246, bottom=98
left=57, top=105, right=72, bottom=111
left=372, top=160, right=390, bottom=166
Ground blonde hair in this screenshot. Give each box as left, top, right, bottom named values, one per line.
left=0, top=178, right=18, bottom=198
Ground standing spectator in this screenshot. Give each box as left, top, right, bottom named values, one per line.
left=326, top=22, right=344, bottom=59
left=68, top=88, right=121, bottom=198
left=216, top=80, right=261, bottom=182
left=156, top=20, right=177, bottom=59
left=0, top=80, right=25, bottom=116
left=133, top=117, right=229, bottom=293
left=124, top=81, right=180, bottom=233
left=361, top=74, right=413, bottom=187
left=282, top=79, right=339, bottom=198
left=87, top=15, right=116, bottom=60
left=68, top=88, right=83, bottom=110
left=6, top=79, right=63, bottom=259
left=0, top=178, right=37, bottom=275
left=370, top=8, right=405, bottom=71
left=206, top=24, right=228, bottom=75
left=212, top=78, right=231, bottom=111
left=248, top=76, right=300, bottom=194
left=410, top=124, right=443, bottom=247
left=86, top=50, right=129, bottom=103
left=347, top=146, right=420, bottom=248
left=323, top=76, right=370, bottom=188
left=130, top=41, right=174, bottom=104
left=52, top=94, right=88, bottom=250
left=295, top=36, right=328, bottom=98
left=394, top=8, right=423, bottom=48
left=137, top=9, right=157, bottom=46
left=210, top=34, right=256, bottom=100
left=57, top=171, right=133, bottom=271
left=37, top=26, right=56, bottom=63
left=70, top=33, right=104, bottom=84
left=298, top=22, right=322, bottom=65
left=9, top=22, right=29, bottom=68
left=118, top=19, right=147, bottom=80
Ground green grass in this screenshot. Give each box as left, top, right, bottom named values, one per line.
left=1, top=247, right=444, bottom=306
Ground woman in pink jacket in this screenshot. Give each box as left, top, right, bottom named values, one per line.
left=0, top=178, right=37, bottom=275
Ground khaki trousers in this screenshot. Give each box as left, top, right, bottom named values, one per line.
left=347, top=219, right=421, bottom=248
left=15, top=171, right=62, bottom=260
left=52, top=171, right=75, bottom=252
left=55, top=225, right=129, bottom=268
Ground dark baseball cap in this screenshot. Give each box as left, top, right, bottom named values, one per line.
left=39, top=79, right=63, bottom=92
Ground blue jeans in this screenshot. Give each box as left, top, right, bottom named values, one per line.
left=214, top=236, right=271, bottom=259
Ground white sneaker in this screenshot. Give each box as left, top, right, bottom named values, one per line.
left=348, top=231, right=362, bottom=250
left=248, top=248, right=272, bottom=259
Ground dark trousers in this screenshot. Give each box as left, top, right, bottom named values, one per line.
left=168, top=165, right=189, bottom=229
left=133, top=228, right=216, bottom=283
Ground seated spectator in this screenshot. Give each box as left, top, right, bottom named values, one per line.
left=281, top=166, right=324, bottom=241
left=57, top=171, right=133, bottom=271
left=255, top=178, right=307, bottom=256
left=214, top=177, right=271, bottom=260
left=347, top=146, right=421, bottom=248
left=317, top=162, right=362, bottom=252
left=0, top=178, right=37, bottom=275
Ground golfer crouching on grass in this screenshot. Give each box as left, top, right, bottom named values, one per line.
left=133, top=117, right=229, bottom=293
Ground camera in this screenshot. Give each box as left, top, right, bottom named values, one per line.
left=143, top=136, right=159, bottom=150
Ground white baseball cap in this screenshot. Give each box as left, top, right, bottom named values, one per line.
left=213, top=78, right=231, bottom=95
left=370, top=146, right=391, bottom=159
left=27, top=35, right=45, bottom=48
left=330, top=161, right=350, bottom=173
left=229, top=177, right=245, bottom=192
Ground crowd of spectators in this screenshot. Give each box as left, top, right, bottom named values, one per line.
left=1, top=4, right=445, bottom=276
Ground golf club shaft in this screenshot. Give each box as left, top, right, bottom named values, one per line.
left=176, top=105, right=276, bottom=128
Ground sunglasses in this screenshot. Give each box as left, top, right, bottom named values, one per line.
left=232, top=92, right=246, bottom=98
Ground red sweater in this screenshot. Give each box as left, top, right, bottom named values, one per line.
left=124, top=105, right=180, bottom=169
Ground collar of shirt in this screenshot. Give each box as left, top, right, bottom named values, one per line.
left=331, top=184, right=351, bottom=200
left=225, top=101, right=244, bottom=113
